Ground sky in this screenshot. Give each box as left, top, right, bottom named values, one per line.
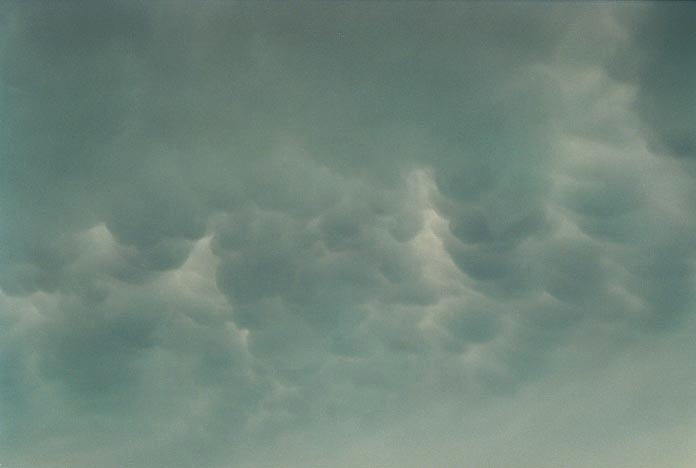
left=0, top=2, right=695, bottom=467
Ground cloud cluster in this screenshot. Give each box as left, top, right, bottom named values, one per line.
left=1, top=2, right=695, bottom=467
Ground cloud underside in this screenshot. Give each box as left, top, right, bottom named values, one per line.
left=1, top=2, right=695, bottom=467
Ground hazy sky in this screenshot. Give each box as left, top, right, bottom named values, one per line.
left=1, top=2, right=695, bottom=467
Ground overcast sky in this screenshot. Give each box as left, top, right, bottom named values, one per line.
left=1, top=2, right=695, bottom=467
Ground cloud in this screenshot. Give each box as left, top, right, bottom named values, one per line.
left=1, top=2, right=695, bottom=467
left=608, top=3, right=696, bottom=159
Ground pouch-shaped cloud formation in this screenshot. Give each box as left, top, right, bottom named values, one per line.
left=1, top=2, right=695, bottom=468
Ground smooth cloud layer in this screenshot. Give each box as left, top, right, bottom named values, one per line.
left=1, top=2, right=695, bottom=467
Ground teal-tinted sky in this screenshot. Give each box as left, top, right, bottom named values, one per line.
left=1, top=2, right=695, bottom=467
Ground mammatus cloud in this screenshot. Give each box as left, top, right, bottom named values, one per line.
left=1, top=2, right=695, bottom=467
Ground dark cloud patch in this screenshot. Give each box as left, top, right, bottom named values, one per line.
left=609, top=3, right=696, bottom=159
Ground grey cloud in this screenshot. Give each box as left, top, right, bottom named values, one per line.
left=1, top=2, right=695, bottom=468
left=609, top=3, right=696, bottom=159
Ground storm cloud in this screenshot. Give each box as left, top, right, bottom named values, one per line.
left=1, top=2, right=695, bottom=467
